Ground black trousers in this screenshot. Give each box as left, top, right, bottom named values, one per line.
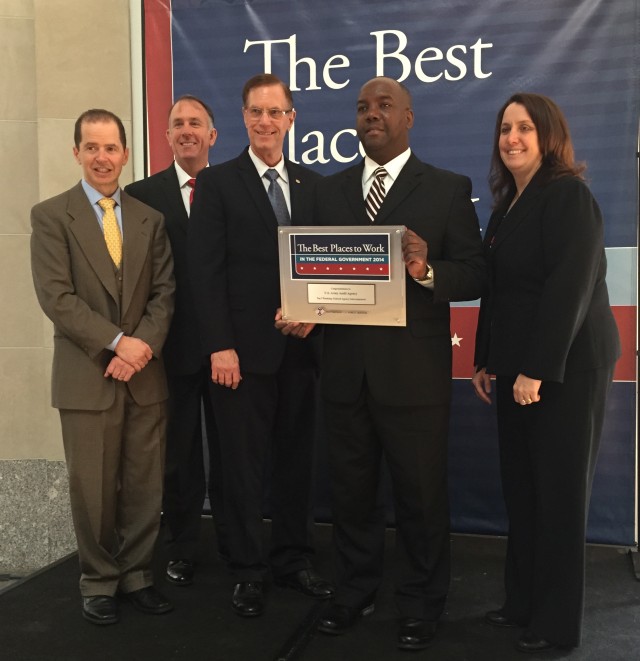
left=209, top=344, right=318, bottom=582
left=495, top=365, right=614, bottom=647
left=163, top=365, right=226, bottom=561
left=324, top=386, right=451, bottom=620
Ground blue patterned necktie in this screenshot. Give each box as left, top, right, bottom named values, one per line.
left=264, top=169, right=291, bottom=226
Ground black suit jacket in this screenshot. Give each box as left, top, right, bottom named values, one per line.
left=125, top=165, right=203, bottom=376
left=315, top=153, right=486, bottom=407
left=474, top=171, right=620, bottom=381
left=188, top=147, right=321, bottom=374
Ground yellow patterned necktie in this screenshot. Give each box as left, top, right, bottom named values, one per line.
left=98, top=197, right=122, bottom=267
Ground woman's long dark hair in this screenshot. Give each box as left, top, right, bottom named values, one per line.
left=489, top=92, right=586, bottom=209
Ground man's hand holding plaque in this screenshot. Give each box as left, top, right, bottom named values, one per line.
left=274, top=308, right=316, bottom=338
left=402, top=228, right=429, bottom=279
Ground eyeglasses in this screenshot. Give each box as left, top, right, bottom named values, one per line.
left=243, top=107, right=294, bottom=120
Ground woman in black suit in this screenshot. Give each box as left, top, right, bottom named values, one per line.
left=472, top=93, right=620, bottom=653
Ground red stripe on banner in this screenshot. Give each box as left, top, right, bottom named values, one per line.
left=611, top=306, right=636, bottom=382
left=450, top=306, right=636, bottom=382
left=295, top=264, right=389, bottom=276
left=450, top=307, right=479, bottom=379
left=144, top=0, right=174, bottom=174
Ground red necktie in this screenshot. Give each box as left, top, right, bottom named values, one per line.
left=187, top=178, right=196, bottom=206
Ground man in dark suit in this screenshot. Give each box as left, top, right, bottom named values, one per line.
left=301, top=77, right=486, bottom=650
left=30, top=110, right=175, bottom=625
left=188, top=74, right=333, bottom=617
left=125, top=95, right=226, bottom=587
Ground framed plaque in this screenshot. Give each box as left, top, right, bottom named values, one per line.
left=278, top=226, right=406, bottom=326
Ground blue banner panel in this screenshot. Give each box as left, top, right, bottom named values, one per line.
left=152, top=0, right=639, bottom=544
left=169, top=0, right=638, bottom=245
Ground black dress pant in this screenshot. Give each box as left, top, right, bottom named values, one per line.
left=209, top=343, right=318, bottom=582
left=495, top=365, right=614, bottom=647
left=324, top=385, right=451, bottom=620
left=163, top=365, right=226, bottom=561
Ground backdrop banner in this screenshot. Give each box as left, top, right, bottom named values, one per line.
left=143, top=0, right=639, bottom=545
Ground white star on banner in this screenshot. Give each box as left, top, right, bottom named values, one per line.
left=451, top=333, right=462, bottom=347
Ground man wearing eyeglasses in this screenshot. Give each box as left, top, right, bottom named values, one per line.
left=188, top=73, right=332, bottom=617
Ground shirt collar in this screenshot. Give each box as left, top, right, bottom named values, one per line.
left=81, top=179, right=122, bottom=207
left=248, top=147, right=289, bottom=184
left=362, top=148, right=412, bottom=186
left=174, top=160, right=208, bottom=187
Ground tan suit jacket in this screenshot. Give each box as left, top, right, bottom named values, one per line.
left=31, top=181, right=175, bottom=409
left=30, top=181, right=175, bottom=595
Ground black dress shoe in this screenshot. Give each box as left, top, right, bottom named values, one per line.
left=516, top=630, right=557, bottom=653
left=82, top=595, right=118, bottom=625
left=485, top=608, right=520, bottom=628
left=232, top=582, right=264, bottom=617
left=166, top=559, right=195, bottom=586
left=397, top=618, right=437, bottom=651
left=276, top=569, right=335, bottom=599
left=317, top=601, right=374, bottom=635
left=125, top=586, right=173, bottom=614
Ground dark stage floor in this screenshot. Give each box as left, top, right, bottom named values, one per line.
left=1, top=521, right=638, bottom=661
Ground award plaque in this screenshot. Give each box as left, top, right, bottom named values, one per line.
left=278, top=226, right=406, bottom=326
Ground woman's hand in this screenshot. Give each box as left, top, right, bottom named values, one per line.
left=512, top=373, right=542, bottom=406
left=471, top=367, right=493, bottom=404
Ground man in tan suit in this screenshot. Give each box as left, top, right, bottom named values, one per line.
left=30, top=109, right=175, bottom=625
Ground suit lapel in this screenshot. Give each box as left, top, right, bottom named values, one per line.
left=237, top=148, right=280, bottom=245
left=160, top=165, right=189, bottom=233
left=286, top=160, right=305, bottom=225
left=287, top=161, right=301, bottom=221
left=342, top=163, right=369, bottom=225
left=483, top=210, right=505, bottom=250
left=349, top=154, right=423, bottom=227
left=489, top=171, right=546, bottom=252
left=66, top=183, right=120, bottom=303
left=375, top=153, right=422, bottom=225
left=120, top=191, right=151, bottom=317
